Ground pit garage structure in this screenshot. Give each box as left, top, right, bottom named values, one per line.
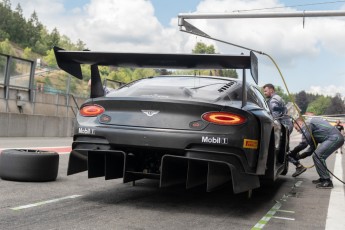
left=178, top=10, right=345, bottom=53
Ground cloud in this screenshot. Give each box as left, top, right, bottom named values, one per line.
left=62, top=0, right=189, bottom=52
left=307, top=85, right=345, bottom=97
left=10, top=0, right=345, bottom=55
left=185, top=0, right=342, bottom=65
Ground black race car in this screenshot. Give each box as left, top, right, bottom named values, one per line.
left=54, top=47, right=289, bottom=194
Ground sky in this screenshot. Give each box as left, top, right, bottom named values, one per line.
left=8, top=0, right=345, bottom=97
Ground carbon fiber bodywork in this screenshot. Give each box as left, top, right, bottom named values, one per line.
left=55, top=48, right=289, bottom=194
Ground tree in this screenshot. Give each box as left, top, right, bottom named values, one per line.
left=0, top=38, right=14, bottom=55
left=75, top=39, right=86, bottom=50
left=221, top=69, right=237, bottom=78
left=58, top=35, right=74, bottom=50
left=132, top=68, right=156, bottom=81
left=0, top=0, right=12, bottom=40
left=306, top=96, right=331, bottom=115
left=294, top=91, right=309, bottom=114
left=192, top=42, right=215, bottom=54
left=43, top=48, right=57, bottom=67
left=23, top=47, right=33, bottom=59
left=191, top=42, right=238, bottom=78
left=1, top=0, right=11, bottom=9
left=158, top=69, right=171, bottom=75
left=47, top=28, right=60, bottom=49
left=325, top=93, right=345, bottom=115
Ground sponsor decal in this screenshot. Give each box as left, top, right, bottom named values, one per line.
left=78, top=127, right=95, bottom=135
left=201, top=136, right=229, bottom=144
left=243, top=139, right=258, bottom=149
left=142, top=110, right=160, bottom=117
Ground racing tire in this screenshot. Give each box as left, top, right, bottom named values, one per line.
left=0, top=149, right=59, bottom=182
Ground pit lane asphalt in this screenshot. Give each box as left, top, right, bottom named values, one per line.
left=0, top=136, right=343, bottom=230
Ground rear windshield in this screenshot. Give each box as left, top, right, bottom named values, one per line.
left=106, top=76, right=237, bottom=102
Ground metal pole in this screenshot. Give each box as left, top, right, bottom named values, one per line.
left=66, top=75, right=71, bottom=117
left=178, top=10, right=345, bottom=20
left=241, top=69, right=247, bottom=108
left=4, top=56, right=11, bottom=101
left=29, top=60, right=36, bottom=102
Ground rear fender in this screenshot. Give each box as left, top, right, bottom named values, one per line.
left=278, top=125, right=288, bottom=164
left=255, top=117, right=273, bottom=175
left=262, top=131, right=276, bottom=181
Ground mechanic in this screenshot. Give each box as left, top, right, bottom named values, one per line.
left=288, top=117, right=344, bottom=189
left=334, top=120, right=344, bottom=154
left=263, top=84, right=293, bottom=134
left=262, top=84, right=304, bottom=177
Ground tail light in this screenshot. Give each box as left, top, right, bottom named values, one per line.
left=80, top=104, right=105, bottom=117
left=202, top=112, right=246, bottom=125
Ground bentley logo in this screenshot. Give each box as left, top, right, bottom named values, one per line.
left=142, top=110, right=160, bottom=117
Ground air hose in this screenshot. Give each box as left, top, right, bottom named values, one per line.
left=180, top=28, right=345, bottom=184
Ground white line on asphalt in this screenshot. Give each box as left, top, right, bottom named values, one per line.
left=276, top=210, right=295, bottom=213
left=10, top=195, right=82, bottom=211
left=272, top=216, right=295, bottom=221
left=251, top=202, right=282, bottom=230
left=251, top=181, right=302, bottom=230
left=325, top=153, right=345, bottom=230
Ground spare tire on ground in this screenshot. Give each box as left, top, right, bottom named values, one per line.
left=0, top=149, right=59, bottom=182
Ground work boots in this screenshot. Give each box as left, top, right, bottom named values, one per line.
left=316, top=179, right=333, bottom=189
left=312, top=178, right=324, bottom=184
left=292, top=165, right=307, bottom=177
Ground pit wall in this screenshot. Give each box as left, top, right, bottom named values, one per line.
left=0, top=86, right=86, bottom=137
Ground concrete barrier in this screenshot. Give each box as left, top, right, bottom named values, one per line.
left=0, top=87, right=84, bottom=137
left=0, top=113, right=75, bottom=137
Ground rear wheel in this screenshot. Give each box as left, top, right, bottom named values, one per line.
left=0, top=149, right=59, bottom=182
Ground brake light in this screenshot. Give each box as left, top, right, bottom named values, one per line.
left=80, top=105, right=105, bottom=117
left=202, top=112, right=246, bottom=125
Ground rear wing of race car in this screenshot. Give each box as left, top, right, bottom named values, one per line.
left=54, top=46, right=258, bottom=103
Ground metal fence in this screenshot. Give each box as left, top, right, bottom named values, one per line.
left=0, top=53, right=91, bottom=101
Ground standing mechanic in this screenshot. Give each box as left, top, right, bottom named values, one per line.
left=263, top=84, right=293, bottom=134
left=262, top=84, right=303, bottom=176
left=288, top=117, right=344, bottom=189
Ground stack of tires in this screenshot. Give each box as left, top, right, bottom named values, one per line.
left=0, top=149, right=59, bottom=182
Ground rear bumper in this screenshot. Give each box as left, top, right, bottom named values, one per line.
left=68, top=148, right=260, bottom=194
left=73, top=124, right=260, bottom=171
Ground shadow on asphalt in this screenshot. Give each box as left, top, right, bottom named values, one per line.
left=80, top=177, right=290, bottom=217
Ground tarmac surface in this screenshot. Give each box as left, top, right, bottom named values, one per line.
left=0, top=135, right=344, bottom=230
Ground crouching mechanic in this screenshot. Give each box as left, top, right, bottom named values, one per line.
left=288, top=117, right=344, bottom=188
